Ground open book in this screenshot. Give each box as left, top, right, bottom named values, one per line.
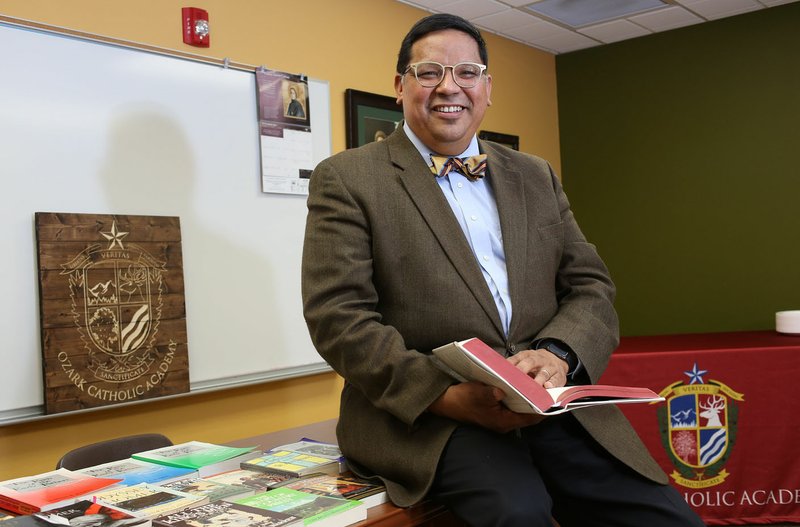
left=432, top=338, right=663, bottom=415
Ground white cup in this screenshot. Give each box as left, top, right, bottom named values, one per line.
left=776, top=310, right=800, bottom=335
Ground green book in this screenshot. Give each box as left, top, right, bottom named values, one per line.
left=236, top=488, right=366, bottom=527
left=132, top=441, right=259, bottom=478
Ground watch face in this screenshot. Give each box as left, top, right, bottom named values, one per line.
left=546, top=344, right=568, bottom=360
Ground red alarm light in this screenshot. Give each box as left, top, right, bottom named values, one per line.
left=182, top=7, right=210, bottom=47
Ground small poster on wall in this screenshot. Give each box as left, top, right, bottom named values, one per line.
left=35, top=212, right=190, bottom=414
left=256, top=68, right=314, bottom=195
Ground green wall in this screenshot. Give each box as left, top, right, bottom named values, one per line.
left=556, top=3, right=800, bottom=336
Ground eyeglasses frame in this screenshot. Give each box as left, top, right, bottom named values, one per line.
left=403, top=61, right=488, bottom=89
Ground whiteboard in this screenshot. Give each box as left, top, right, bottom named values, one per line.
left=0, top=20, right=332, bottom=423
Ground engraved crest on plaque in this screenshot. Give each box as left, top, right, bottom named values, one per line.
left=62, top=221, right=162, bottom=383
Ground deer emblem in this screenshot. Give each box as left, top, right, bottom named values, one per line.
left=699, top=395, right=725, bottom=427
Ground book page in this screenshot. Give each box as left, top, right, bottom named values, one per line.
left=549, top=385, right=663, bottom=407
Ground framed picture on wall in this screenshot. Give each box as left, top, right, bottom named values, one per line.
left=478, top=130, right=519, bottom=151
left=345, top=89, right=403, bottom=149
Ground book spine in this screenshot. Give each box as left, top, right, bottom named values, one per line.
left=131, top=456, right=183, bottom=470
left=0, top=496, right=37, bottom=515
left=240, top=463, right=300, bottom=478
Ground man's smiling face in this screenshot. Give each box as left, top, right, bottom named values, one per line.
left=395, top=29, right=492, bottom=156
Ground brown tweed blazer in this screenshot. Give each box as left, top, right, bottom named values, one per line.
left=301, top=128, right=666, bottom=507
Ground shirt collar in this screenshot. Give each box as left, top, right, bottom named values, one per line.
left=403, top=122, right=480, bottom=168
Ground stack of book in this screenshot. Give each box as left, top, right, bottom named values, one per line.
left=273, top=474, right=386, bottom=509
left=131, top=442, right=261, bottom=478
left=157, top=477, right=254, bottom=503
left=2, top=499, right=151, bottom=527
left=203, top=468, right=296, bottom=492
left=235, top=487, right=365, bottom=527
left=0, top=439, right=385, bottom=527
left=76, top=458, right=198, bottom=487
left=0, top=468, right=122, bottom=515
left=151, top=500, right=300, bottom=527
left=241, top=440, right=347, bottom=478
left=91, top=483, right=208, bottom=519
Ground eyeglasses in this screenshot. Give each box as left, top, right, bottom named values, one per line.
left=403, top=61, right=487, bottom=89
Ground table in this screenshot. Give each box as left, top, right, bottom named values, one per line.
left=229, top=419, right=462, bottom=527
left=599, top=330, right=800, bottom=525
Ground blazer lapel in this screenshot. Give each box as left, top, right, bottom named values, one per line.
left=387, top=130, right=504, bottom=334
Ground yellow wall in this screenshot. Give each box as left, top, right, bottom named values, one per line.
left=0, top=0, right=559, bottom=481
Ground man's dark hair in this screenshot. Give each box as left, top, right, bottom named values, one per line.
left=396, top=13, right=488, bottom=74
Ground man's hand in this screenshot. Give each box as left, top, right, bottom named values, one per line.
left=427, top=382, right=544, bottom=433
left=507, top=348, right=569, bottom=389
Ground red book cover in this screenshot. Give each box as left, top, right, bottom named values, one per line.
left=459, top=338, right=556, bottom=411
left=0, top=469, right=121, bottom=515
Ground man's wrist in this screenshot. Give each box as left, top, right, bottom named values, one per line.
left=535, top=338, right=579, bottom=374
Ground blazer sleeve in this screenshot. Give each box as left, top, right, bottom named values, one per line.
left=301, top=155, right=455, bottom=426
left=533, top=163, right=620, bottom=383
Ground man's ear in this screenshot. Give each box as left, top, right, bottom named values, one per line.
left=485, top=74, right=493, bottom=106
left=394, top=74, right=404, bottom=105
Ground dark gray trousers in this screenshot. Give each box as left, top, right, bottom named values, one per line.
left=428, top=414, right=706, bottom=527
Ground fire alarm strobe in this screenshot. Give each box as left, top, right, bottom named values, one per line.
left=182, top=7, right=210, bottom=47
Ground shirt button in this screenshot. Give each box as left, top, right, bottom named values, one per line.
left=483, top=255, right=489, bottom=261
left=457, top=182, right=463, bottom=188
left=471, top=215, right=478, bottom=221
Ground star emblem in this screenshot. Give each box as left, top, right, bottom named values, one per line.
left=101, top=220, right=129, bottom=250
left=684, top=363, right=708, bottom=385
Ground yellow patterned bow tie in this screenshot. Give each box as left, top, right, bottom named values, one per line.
left=430, top=154, right=488, bottom=181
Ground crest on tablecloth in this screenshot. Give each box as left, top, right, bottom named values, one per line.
left=656, top=363, right=744, bottom=488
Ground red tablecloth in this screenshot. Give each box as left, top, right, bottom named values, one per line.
left=599, top=331, right=800, bottom=525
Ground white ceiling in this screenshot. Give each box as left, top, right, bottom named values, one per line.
left=396, top=0, right=799, bottom=54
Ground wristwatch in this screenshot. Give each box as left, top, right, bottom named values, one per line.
left=539, top=339, right=578, bottom=374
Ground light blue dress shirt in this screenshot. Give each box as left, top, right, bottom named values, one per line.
left=404, top=123, right=512, bottom=336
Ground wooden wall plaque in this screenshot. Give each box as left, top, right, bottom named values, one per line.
left=35, top=213, right=190, bottom=414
